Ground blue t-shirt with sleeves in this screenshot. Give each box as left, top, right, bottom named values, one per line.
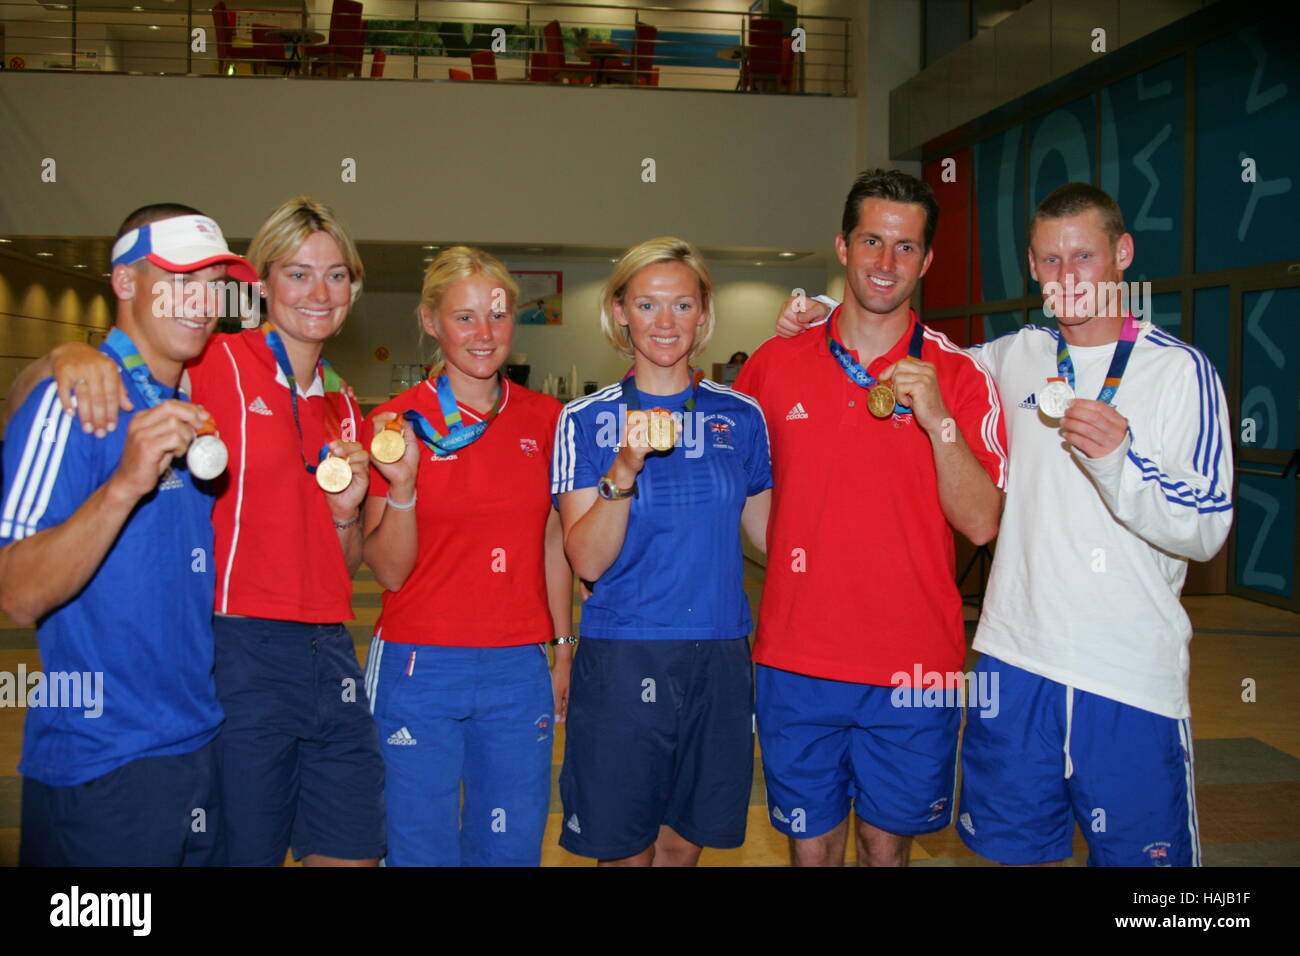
left=0, top=342, right=223, bottom=787
left=551, top=378, right=772, bottom=640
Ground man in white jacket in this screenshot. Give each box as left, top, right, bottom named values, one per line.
left=775, top=182, right=1233, bottom=866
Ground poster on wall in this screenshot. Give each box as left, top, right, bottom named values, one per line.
left=512, top=271, right=562, bottom=325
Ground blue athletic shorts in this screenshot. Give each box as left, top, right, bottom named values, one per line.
left=958, top=654, right=1201, bottom=866
left=365, top=638, right=554, bottom=867
left=20, top=737, right=220, bottom=866
left=213, top=617, right=386, bottom=865
left=755, top=664, right=960, bottom=839
left=559, top=637, right=753, bottom=860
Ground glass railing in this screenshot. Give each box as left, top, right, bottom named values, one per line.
left=0, top=0, right=852, bottom=95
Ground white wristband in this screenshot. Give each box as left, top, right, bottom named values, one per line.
left=386, top=492, right=417, bottom=511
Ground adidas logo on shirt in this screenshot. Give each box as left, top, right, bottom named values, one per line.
left=159, top=467, right=183, bottom=492
left=386, top=727, right=417, bottom=746
left=1018, top=393, right=1037, bottom=410
left=248, top=396, right=273, bottom=416
left=566, top=814, right=581, bottom=834
left=785, top=402, right=809, bottom=420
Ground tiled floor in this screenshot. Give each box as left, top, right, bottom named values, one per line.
left=2, top=566, right=1297, bottom=866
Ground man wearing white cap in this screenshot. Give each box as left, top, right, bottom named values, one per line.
left=0, top=204, right=255, bottom=865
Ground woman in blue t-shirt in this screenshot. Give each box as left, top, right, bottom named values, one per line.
left=550, top=236, right=772, bottom=866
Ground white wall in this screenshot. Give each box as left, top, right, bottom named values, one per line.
left=0, top=72, right=856, bottom=255
left=330, top=260, right=827, bottom=401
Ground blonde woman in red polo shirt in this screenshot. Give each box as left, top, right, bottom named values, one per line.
left=360, top=247, right=572, bottom=866
left=30, top=197, right=389, bottom=867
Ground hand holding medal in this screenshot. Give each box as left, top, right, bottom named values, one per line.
left=621, top=409, right=660, bottom=464
left=1046, top=314, right=1140, bottom=457
left=875, top=356, right=948, bottom=433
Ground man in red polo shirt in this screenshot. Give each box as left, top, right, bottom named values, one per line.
left=734, top=169, right=1007, bottom=867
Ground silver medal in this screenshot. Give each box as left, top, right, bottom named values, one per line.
left=187, top=433, right=228, bottom=480
left=1038, top=380, right=1075, bottom=419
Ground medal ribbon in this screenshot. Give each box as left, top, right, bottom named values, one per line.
left=103, top=328, right=184, bottom=408
left=825, top=311, right=925, bottom=414
left=404, top=373, right=502, bottom=456
left=619, top=367, right=705, bottom=413
left=1055, top=314, right=1140, bottom=405
left=262, top=323, right=343, bottom=475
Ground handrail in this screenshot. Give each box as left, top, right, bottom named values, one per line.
left=0, top=0, right=853, bottom=95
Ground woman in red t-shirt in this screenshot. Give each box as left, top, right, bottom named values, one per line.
left=360, top=246, right=573, bottom=866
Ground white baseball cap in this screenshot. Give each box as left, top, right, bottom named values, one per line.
left=111, top=214, right=257, bottom=283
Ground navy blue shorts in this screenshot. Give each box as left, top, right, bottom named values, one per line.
left=20, top=737, right=220, bottom=866
left=366, top=638, right=554, bottom=867
left=213, top=617, right=385, bottom=865
left=959, top=654, right=1201, bottom=866
left=755, top=665, right=960, bottom=839
left=559, top=636, right=753, bottom=860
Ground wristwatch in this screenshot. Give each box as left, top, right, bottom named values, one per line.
left=550, top=635, right=578, bottom=646
left=597, top=474, right=636, bottom=500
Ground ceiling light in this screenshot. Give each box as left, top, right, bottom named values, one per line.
left=778, top=251, right=796, bottom=258
left=74, top=263, right=86, bottom=268
left=149, top=25, right=160, bottom=31
left=422, top=244, right=438, bottom=250
left=0, top=238, right=11, bottom=244
left=36, top=251, right=54, bottom=257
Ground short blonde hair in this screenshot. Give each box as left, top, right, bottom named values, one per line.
left=600, top=237, right=715, bottom=360
left=247, top=196, right=365, bottom=303
left=417, top=246, right=518, bottom=371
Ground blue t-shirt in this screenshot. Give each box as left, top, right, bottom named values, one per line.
left=551, top=378, right=772, bottom=640
left=0, top=343, right=223, bottom=786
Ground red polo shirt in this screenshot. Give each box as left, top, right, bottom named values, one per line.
left=363, top=378, right=562, bottom=647
left=734, top=308, right=1007, bottom=685
left=188, top=330, right=360, bottom=623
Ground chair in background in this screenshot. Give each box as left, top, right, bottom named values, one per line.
left=469, top=50, right=497, bottom=81
left=250, top=24, right=289, bottom=75
left=527, top=18, right=562, bottom=82
left=211, top=1, right=236, bottom=74
left=779, top=35, right=795, bottom=92
left=312, top=0, right=365, bottom=78
left=369, top=47, right=386, bottom=78
left=606, top=23, right=659, bottom=87
left=448, top=68, right=471, bottom=81
left=744, top=17, right=782, bottom=92
left=528, top=19, right=590, bottom=84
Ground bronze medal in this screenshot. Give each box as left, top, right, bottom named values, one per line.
left=315, top=455, right=353, bottom=493
left=867, top=383, right=895, bottom=419
left=370, top=426, right=406, bottom=464
left=646, top=409, right=676, bottom=452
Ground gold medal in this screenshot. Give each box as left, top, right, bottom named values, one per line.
left=315, top=455, right=353, bottom=493
left=370, top=422, right=406, bottom=464
left=646, top=408, right=676, bottom=452
left=867, top=383, right=895, bottom=419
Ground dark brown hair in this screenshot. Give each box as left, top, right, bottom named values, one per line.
left=841, top=169, right=939, bottom=251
